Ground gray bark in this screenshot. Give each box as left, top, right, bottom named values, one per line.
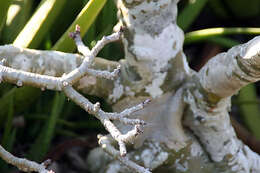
left=1, top=0, right=260, bottom=172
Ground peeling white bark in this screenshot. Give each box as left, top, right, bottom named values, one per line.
left=0, top=45, right=123, bottom=99
left=0, top=29, right=150, bottom=173
left=116, top=0, right=189, bottom=98
left=88, top=1, right=260, bottom=173
left=199, top=36, right=260, bottom=98
left=0, top=145, right=50, bottom=173
left=183, top=36, right=260, bottom=172
left=1, top=0, right=260, bottom=172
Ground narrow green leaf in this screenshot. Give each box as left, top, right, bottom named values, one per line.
left=49, top=1, right=84, bottom=42
left=208, top=0, right=230, bottom=19
left=98, top=0, right=117, bottom=58
left=177, top=0, right=208, bottom=31
left=25, top=113, right=103, bottom=130
left=185, top=27, right=260, bottom=44
left=0, top=129, right=16, bottom=172
left=224, top=0, right=260, bottom=18
left=238, top=84, right=260, bottom=139
left=0, top=86, right=40, bottom=132
left=13, top=0, right=66, bottom=48
left=6, top=128, right=17, bottom=152
left=1, top=94, right=14, bottom=148
left=2, top=0, right=33, bottom=43
left=204, top=36, right=239, bottom=48
left=0, top=0, right=13, bottom=35
left=28, top=92, right=65, bottom=161
left=0, top=94, right=16, bottom=171
left=52, top=0, right=107, bottom=52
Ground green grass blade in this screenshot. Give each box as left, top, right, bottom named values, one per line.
left=1, top=94, right=14, bottom=148
left=2, top=0, right=33, bottom=43
left=203, top=36, right=239, bottom=48
left=237, top=84, right=260, bottom=139
left=0, top=87, right=41, bottom=126
left=0, top=129, right=16, bottom=172
left=13, top=0, right=66, bottom=48
left=52, top=0, right=107, bottom=52
left=0, top=92, right=15, bottom=171
left=28, top=92, right=65, bottom=161
left=186, top=27, right=260, bottom=139
left=185, top=27, right=260, bottom=44
left=0, top=0, right=13, bottom=36
left=208, top=0, right=229, bottom=19
left=98, top=0, right=117, bottom=58
left=177, top=0, right=208, bottom=31
left=49, top=1, right=84, bottom=43
left=224, top=0, right=260, bottom=18
left=25, top=113, right=102, bottom=130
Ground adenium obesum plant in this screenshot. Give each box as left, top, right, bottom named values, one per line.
left=1, top=0, right=260, bottom=173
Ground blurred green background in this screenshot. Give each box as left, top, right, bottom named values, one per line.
left=0, top=0, right=260, bottom=172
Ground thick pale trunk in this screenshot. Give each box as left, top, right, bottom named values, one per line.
left=1, top=0, right=260, bottom=172
left=88, top=0, right=260, bottom=172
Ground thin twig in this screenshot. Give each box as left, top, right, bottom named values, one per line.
left=0, top=145, right=52, bottom=173
left=69, top=25, right=91, bottom=57
left=63, top=86, right=148, bottom=156
left=98, top=135, right=152, bottom=173
left=0, top=25, right=150, bottom=173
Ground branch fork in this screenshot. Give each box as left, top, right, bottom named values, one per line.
left=0, top=25, right=149, bottom=172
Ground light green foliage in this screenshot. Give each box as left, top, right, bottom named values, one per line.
left=52, top=0, right=107, bottom=52
left=237, top=84, right=260, bottom=139
left=28, top=93, right=65, bottom=161
left=0, top=0, right=13, bottom=35
left=177, top=0, right=208, bottom=31
left=13, top=0, right=66, bottom=48
left=2, top=0, right=33, bottom=43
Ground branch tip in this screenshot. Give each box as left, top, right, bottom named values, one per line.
left=115, top=65, right=121, bottom=74
left=41, top=159, right=52, bottom=167
left=119, top=26, right=126, bottom=34
left=0, top=22, right=147, bottom=173
left=97, top=134, right=103, bottom=139
left=62, top=81, right=69, bottom=87
left=121, top=151, right=127, bottom=157
left=135, top=125, right=143, bottom=135
left=0, top=58, right=6, bottom=66
left=75, top=24, right=81, bottom=32
left=69, top=25, right=80, bottom=39
left=68, top=32, right=76, bottom=39
left=143, top=99, right=151, bottom=106
left=16, top=80, right=23, bottom=87
left=94, top=102, right=101, bottom=113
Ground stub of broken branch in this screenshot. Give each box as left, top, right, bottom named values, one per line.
left=0, top=25, right=149, bottom=173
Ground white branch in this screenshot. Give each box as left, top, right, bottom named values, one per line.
left=0, top=145, right=52, bottom=173
left=98, top=135, right=151, bottom=173
left=62, top=26, right=123, bottom=86
left=85, top=65, right=121, bottom=80
left=63, top=85, right=149, bottom=156
left=0, top=26, right=149, bottom=173
left=0, top=61, right=62, bottom=90
left=69, top=25, right=91, bottom=56
left=184, top=78, right=260, bottom=173
left=199, top=36, right=260, bottom=98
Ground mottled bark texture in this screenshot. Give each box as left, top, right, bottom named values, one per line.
left=0, top=28, right=151, bottom=173
left=1, top=0, right=260, bottom=172
left=88, top=0, right=260, bottom=173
